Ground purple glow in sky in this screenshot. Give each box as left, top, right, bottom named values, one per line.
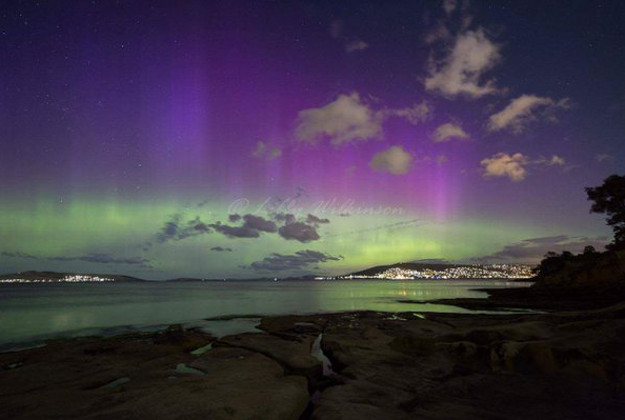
left=0, top=0, right=623, bottom=278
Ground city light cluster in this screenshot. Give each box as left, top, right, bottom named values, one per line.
left=323, top=264, right=534, bottom=280
left=0, top=275, right=115, bottom=283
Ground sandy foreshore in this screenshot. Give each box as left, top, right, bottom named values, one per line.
left=2, top=298, right=625, bottom=419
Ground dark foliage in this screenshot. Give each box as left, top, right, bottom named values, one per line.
left=533, top=175, right=625, bottom=277
left=586, top=174, right=625, bottom=249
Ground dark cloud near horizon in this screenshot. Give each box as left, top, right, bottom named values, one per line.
left=210, top=246, right=233, bottom=252
left=306, top=214, right=330, bottom=225
left=2, top=251, right=151, bottom=267
left=211, top=223, right=260, bottom=238
left=155, top=209, right=329, bottom=245
left=217, top=212, right=329, bottom=243
left=156, top=214, right=211, bottom=243
left=242, top=214, right=278, bottom=233
left=278, top=222, right=321, bottom=242
left=273, top=213, right=331, bottom=243
left=472, top=235, right=609, bottom=263
left=273, top=213, right=296, bottom=224
left=211, top=214, right=278, bottom=239
left=249, top=249, right=342, bottom=271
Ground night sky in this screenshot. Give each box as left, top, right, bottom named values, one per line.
left=1, top=0, right=623, bottom=279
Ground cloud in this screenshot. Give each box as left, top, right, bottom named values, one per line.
left=436, top=154, right=448, bottom=165
left=157, top=214, right=211, bottom=243
left=242, top=214, right=278, bottom=233
left=211, top=223, right=260, bottom=238
left=306, top=214, right=330, bottom=225
left=249, top=249, right=342, bottom=272
left=211, top=214, right=277, bottom=239
left=210, top=246, right=233, bottom=252
left=274, top=213, right=297, bottom=225
left=487, top=95, right=571, bottom=133
left=472, top=235, right=609, bottom=263
left=541, top=155, right=566, bottom=166
left=295, top=93, right=383, bottom=146
left=432, top=122, right=469, bottom=142
left=1, top=251, right=36, bottom=259
left=550, top=155, right=565, bottom=166
left=2, top=251, right=151, bottom=267
left=273, top=213, right=330, bottom=242
left=345, top=39, right=369, bottom=53
left=279, top=222, right=320, bottom=242
left=295, top=94, right=431, bottom=146
left=480, top=152, right=529, bottom=182
left=425, top=28, right=501, bottom=99
left=52, top=254, right=151, bottom=266
left=370, top=146, right=414, bottom=175
left=383, top=102, right=432, bottom=124
left=595, top=153, right=614, bottom=163
left=252, top=140, right=282, bottom=160
left=481, top=153, right=567, bottom=181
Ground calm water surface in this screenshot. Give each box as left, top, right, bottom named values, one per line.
left=0, top=280, right=530, bottom=348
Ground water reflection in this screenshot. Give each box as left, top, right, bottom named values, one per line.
left=0, top=280, right=530, bottom=346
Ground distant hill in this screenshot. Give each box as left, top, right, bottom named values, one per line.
left=342, top=261, right=535, bottom=279
left=348, top=262, right=464, bottom=277
left=0, top=271, right=146, bottom=282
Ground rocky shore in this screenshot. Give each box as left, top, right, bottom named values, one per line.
left=2, top=298, right=625, bottom=419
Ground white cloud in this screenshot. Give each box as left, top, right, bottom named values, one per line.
left=432, top=122, right=469, bottom=142
left=549, top=155, right=565, bottom=166
left=384, top=101, right=432, bottom=124
left=295, top=93, right=382, bottom=146
left=345, top=40, right=368, bottom=53
left=436, top=154, right=448, bottom=165
left=425, top=28, right=501, bottom=99
left=370, top=146, right=414, bottom=175
left=295, top=94, right=430, bottom=146
left=481, top=153, right=567, bottom=181
left=533, top=155, right=566, bottom=167
left=252, top=141, right=282, bottom=160
left=481, top=152, right=528, bottom=182
left=487, top=94, right=571, bottom=133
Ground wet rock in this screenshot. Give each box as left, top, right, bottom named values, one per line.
left=0, top=329, right=308, bottom=420
left=257, top=314, right=327, bottom=335
left=219, top=332, right=321, bottom=376
left=490, top=341, right=557, bottom=374
left=3, top=307, right=625, bottom=419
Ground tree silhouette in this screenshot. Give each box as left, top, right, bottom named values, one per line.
left=586, top=174, right=625, bottom=249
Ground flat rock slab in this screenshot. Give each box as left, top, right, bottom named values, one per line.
left=220, top=332, right=321, bottom=376
left=2, top=306, right=625, bottom=419
left=0, top=331, right=309, bottom=420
